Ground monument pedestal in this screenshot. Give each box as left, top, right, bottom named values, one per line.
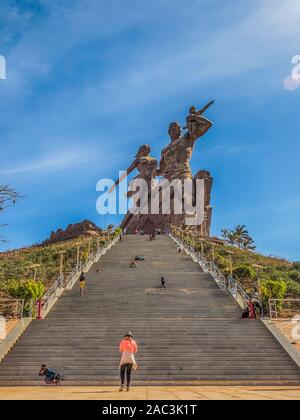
left=120, top=170, right=213, bottom=235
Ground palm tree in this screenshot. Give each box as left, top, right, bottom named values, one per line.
left=241, top=236, right=256, bottom=251
left=222, top=225, right=256, bottom=250
left=221, top=228, right=236, bottom=245
left=234, top=225, right=249, bottom=248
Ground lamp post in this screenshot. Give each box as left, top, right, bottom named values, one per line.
left=193, top=225, right=197, bottom=242
left=226, top=250, right=234, bottom=277
left=252, top=264, right=264, bottom=297
left=200, top=240, right=204, bottom=257
left=28, top=264, right=41, bottom=281
left=28, top=263, right=42, bottom=319
left=74, top=242, right=81, bottom=268
left=203, top=213, right=208, bottom=237
left=211, top=243, right=215, bottom=262
left=58, top=251, right=66, bottom=277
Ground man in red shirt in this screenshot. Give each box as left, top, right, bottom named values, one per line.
left=119, top=331, right=138, bottom=391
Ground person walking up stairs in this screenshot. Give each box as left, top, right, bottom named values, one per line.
left=119, top=332, right=138, bottom=391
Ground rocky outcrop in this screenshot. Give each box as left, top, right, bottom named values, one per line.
left=43, top=220, right=102, bottom=244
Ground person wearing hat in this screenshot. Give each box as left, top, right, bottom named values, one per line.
left=119, top=331, right=138, bottom=391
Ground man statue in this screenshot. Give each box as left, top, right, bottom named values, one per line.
left=154, top=103, right=213, bottom=228
left=157, top=106, right=213, bottom=181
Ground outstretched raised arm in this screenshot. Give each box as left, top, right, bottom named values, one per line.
left=108, top=159, right=138, bottom=194
left=189, top=115, right=213, bottom=141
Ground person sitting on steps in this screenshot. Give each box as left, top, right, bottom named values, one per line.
left=130, top=260, right=137, bottom=268
left=135, top=255, right=146, bottom=261
left=39, top=364, right=62, bottom=386
left=161, top=276, right=167, bottom=289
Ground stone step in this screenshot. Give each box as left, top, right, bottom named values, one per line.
left=1, top=373, right=300, bottom=381
left=0, top=234, right=299, bottom=385
left=1, top=379, right=300, bottom=386
left=1, top=372, right=300, bottom=381
left=0, top=361, right=295, bottom=369
left=2, top=355, right=291, bottom=361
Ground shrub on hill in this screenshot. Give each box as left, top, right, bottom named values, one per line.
left=5, top=279, right=45, bottom=316
left=287, top=270, right=300, bottom=283
left=172, top=226, right=299, bottom=306
left=260, top=279, right=287, bottom=308
left=286, top=279, right=300, bottom=299
left=0, top=231, right=116, bottom=300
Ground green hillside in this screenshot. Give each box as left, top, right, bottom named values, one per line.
left=1, top=226, right=299, bottom=316
left=0, top=231, right=118, bottom=300
left=172, top=227, right=300, bottom=310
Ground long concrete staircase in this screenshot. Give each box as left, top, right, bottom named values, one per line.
left=0, top=235, right=300, bottom=385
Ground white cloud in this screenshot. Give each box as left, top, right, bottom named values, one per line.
left=207, top=144, right=262, bottom=155
left=0, top=0, right=299, bottom=130
left=3, top=0, right=300, bottom=105
left=0, top=147, right=93, bottom=176
left=71, top=0, right=300, bottom=110
left=283, top=75, right=300, bottom=91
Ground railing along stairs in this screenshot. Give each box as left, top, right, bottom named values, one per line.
left=169, top=232, right=250, bottom=308
left=39, top=235, right=120, bottom=318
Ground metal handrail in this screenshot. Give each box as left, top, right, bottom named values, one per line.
left=43, top=274, right=63, bottom=301
left=41, top=274, right=64, bottom=313
left=227, top=275, right=250, bottom=306
left=0, top=299, right=25, bottom=320
left=0, top=299, right=24, bottom=304
left=64, top=264, right=81, bottom=287
left=39, top=235, right=119, bottom=317
left=169, top=231, right=250, bottom=305
left=169, top=232, right=226, bottom=288
left=269, top=298, right=300, bottom=319
left=269, top=298, right=300, bottom=302
left=209, top=261, right=227, bottom=289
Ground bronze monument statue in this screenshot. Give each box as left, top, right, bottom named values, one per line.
left=157, top=103, right=213, bottom=181
left=114, top=101, right=214, bottom=234
left=110, top=144, right=158, bottom=233
left=109, top=144, right=157, bottom=197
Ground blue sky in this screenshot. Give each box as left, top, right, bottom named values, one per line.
left=0, top=0, right=300, bottom=260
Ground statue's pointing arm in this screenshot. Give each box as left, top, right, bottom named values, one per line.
left=189, top=115, right=213, bottom=141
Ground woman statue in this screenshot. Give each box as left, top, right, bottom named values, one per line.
left=109, top=144, right=157, bottom=197
left=110, top=144, right=158, bottom=233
